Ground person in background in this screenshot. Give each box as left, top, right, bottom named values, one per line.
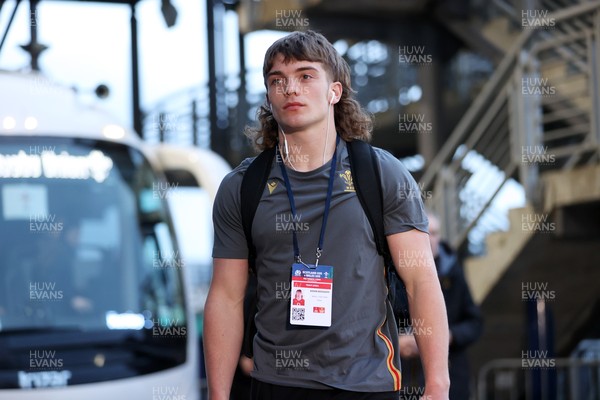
left=399, top=211, right=483, bottom=399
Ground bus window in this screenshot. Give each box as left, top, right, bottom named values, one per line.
left=0, top=137, right=189, bottom=388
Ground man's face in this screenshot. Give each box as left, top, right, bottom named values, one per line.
left=265, top=55, right=334, bottom=133
left=428, top=215, right=441, bottom=258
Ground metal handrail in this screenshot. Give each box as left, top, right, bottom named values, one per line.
left=421, top=1, right=600, bottom=251
left=423, top=1, right=600, bottom=189
left=477, top=357, right=600, bottom=399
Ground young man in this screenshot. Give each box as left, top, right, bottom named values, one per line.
left=204, top=30, right=449, bottom=400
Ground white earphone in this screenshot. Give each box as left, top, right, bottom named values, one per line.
left=283, top=130, right=290, bottom=155
left=330, top=91, right=335, bottom=105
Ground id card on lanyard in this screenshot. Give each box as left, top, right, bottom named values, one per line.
left=290, top=263, right=333, bottom=327
left=277, top=136, right=340, bottom=328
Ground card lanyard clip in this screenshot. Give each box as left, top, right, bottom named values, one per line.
left=315, top=248, right=322, bottom=267
left=295, top=255, right=314, bottom=269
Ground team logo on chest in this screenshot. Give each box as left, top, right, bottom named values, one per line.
left=339, top=170, right=355, bottom=192
left=267, top=181, right=278, bottom=194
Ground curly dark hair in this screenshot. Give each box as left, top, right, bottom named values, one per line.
left=245, top=30, right=373, bottom=151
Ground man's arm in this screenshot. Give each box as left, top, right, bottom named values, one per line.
left=203, top=258, right=249, bottom=400
left=388, top=229, right=450, bottom=397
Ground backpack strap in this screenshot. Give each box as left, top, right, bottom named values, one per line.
left=239, top=146, right=275, bottom=357
left=347, top=139, right=409, bottom=324
left=346, top=140, right=391, bottom=265
left=240, top=146, right=276, bottom=274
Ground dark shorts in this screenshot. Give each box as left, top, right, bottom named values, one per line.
left=251, top=380, right=399, bottom=400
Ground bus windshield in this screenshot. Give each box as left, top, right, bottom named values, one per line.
left=0, top=137, right=187, bottom=334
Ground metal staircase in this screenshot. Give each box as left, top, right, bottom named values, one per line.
left=422, top=0, right=600, bottom=259
left=420, top=2, right=600, bottom=397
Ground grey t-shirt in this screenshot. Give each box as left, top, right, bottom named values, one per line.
left=212, top=140, right=428, bottom=392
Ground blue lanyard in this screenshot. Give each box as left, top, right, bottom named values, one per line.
left=277, top=136, right=340, bottom=268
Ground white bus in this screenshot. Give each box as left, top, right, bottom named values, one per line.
left=0, top=72, right=229, bottom=399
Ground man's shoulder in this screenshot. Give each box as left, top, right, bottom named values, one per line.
left=214, top=157, right=257, bottom=201
left=345, top=140, right=399, bottom=166
left=344, top=141, right=414, bottom=188
left=219, top=157, right=256, bottom=187
left=370, top=145, right=396, bottom=162
left=368, top=144, right=412, bottom=176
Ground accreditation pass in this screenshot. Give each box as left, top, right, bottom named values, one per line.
left=289, top=263, right=333, bottom=327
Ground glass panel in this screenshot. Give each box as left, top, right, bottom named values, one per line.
left=0, top=138, right=186, bottom=333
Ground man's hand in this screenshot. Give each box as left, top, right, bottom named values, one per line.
left=399, top=334, right=420, bottom=358
left=239, top=355, right=254, bottom=376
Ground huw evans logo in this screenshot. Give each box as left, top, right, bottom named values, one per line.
left=398, top=113, right=432, bottom=134
left=522, top=9, right=555, bottom=29
left=152, top=114, right=184, bottom=132
left=521, top=77, right=556, bottom=96
left=275, top=349, right=310, bottom=370
left=521, top=213, right=556, bottom=233
left=30, top=282, right=63, bottom=301
left=275, top=281, right=291, bottom=301
left=152, top=318, right=187, bottom=337
left=153, top=181, right=179, bottom=199
left=521, top=282, right=555, bottom=301
left=397, top=318, right=433, bottom=336
left=397, top=250, right=435, bottom=269
left=29, top=145, right=56, bottom=155
left=29, top=76, right=64, bottom=96
left=399, top=387, right=432, bottom=400
left=29, top=214, right=63, bottom=233
left=399, top=46, right=432, bottom=65
left=275, top=213, right=309, bottom=233
left=271, top=77, right=311, bottom=96
left=276, top=143, right=309, bottom=165
left=29, top=350, right=64, bottom=370
left=153, top=250, right=185, bottom=269
left=398, top=181, right=432, bottom=201
left=522, top=350, right=556, bottom=369
left=153, top=386, right=187, bottom=400
left=521, top=145, right=556, bottom=165
left=275, top=10, right=309, bottom=29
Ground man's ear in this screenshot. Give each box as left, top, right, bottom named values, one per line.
left=330, top=82, right=343, bottom=104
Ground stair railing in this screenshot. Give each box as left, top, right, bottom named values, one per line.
left=422, top=1, right=600, bottom=251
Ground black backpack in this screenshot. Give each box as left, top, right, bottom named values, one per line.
left=239, top=139, right=410, bottom=357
